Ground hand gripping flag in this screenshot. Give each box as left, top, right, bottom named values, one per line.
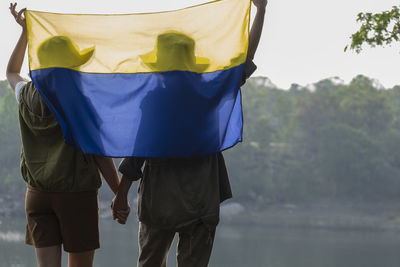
left=25, top=0, right=251, bottom=157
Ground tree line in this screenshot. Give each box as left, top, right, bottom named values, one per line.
left=1, top=76, right=400, bottom=203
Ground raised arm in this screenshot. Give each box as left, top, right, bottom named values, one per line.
left=7, top=3, right=27, bottom=91
left=248, top=0, right=268, bottom=60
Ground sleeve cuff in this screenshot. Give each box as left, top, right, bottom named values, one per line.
left=118, top=157, right=144, bottom=181
left=15, top=81, right=27, bottom=104
left=240, top=58, right=257, bottom=86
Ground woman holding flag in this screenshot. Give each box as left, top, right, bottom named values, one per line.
left=7, top=3, right=123, bottom=267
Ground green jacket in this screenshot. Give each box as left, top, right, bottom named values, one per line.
left=18, top=82, right=101, bottom=192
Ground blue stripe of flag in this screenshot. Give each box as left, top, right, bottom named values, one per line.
left=30, top=65, right=244, bottom=157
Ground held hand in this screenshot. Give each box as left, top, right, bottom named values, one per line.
left=9, top=3, right=26, bottom=30
left=111, top=194, right=131, bottom=224
left=251, top=0, right=268, bottom=10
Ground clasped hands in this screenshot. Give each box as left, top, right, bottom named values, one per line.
left=111, top=191, right=131, bottom=225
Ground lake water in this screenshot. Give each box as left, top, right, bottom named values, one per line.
left=1, top=216, right=400, bottom=267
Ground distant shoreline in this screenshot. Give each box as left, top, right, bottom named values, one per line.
left=3, top=197, right=400, bottom=232
left=219, top=201, right=400, bottom=232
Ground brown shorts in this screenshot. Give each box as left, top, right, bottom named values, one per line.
left=25, top=188, right=100, bottom=253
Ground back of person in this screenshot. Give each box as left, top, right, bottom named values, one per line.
left=112, top=0, right=268, bottom=266
left=8, top=4, right=121, bottom=266
left=16, top=80, right=103, bottom=264
left=18, top=81, right=101, bottom=192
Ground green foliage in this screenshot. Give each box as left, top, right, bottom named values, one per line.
left=225, top=75, right=400, bottom=203
left=346, top=6, right=400, bottom=52
left=0, top=85, right=23, bottom=195
left=1, top=76, right=400, bottom=203
left=0, top=80, right=10, bottom=98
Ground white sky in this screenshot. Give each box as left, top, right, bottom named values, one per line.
left=1, top=0, right=399, bottom=89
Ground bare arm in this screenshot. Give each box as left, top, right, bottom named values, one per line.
left=6, top=3, right=27, bottom=91
left=94, top=156, right=132, bottom=224
left=93, top=155, right=120, bottom=194
left=248, top=0, right=268, bottom=60
left=116, top=175, right=133, bottom=196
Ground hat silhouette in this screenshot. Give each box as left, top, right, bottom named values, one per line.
left=140, top=31, right=210, bottom=73
left=37, top=35, right=95, bottom=68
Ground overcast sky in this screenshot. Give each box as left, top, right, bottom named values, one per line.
left=1, top=0, right=399, bottom=89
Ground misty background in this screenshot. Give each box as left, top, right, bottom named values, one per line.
left=2, top=0, right=400, bottom=266
left=2, top=75, right=400, bottom=266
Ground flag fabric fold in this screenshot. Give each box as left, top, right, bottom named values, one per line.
left=26, top=0, right=251, bottom=157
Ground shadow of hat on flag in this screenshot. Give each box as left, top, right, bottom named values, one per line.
left=140, top=31, right=210, bottom=73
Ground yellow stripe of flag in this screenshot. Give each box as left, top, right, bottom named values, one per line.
left=26, top=0, right=251, bottom=74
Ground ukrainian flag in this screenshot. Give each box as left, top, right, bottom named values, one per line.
left=26, top=0, right=251, bottom=157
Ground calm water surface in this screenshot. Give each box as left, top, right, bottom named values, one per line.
left=1, top=216, right=400, bottom=267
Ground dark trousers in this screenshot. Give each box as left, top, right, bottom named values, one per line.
left=138, top=222, right=216, bottom=267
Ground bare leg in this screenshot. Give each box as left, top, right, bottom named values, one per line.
left=68, top=250, right=95, bottom=267
left=35, top=245, right=62, bottom=267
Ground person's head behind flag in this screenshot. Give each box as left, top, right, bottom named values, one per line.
left=37, top=35, right=95, bottom=69
left=140, top=31, right=210, bottom=73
